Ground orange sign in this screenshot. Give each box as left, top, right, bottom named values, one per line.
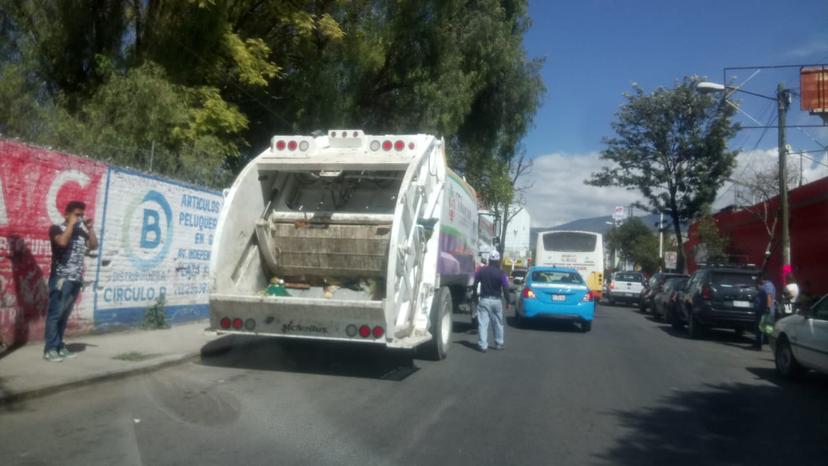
left=800, top=67, right=827, bottom=113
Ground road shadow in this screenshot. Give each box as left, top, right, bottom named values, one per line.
left=65, top=342, right=97, bottom=353
left=507, top=316, right=582, bottom=332
left=452, top=319, right=477, bottom=335
left=597, top=382, right=828, bottom=465
left=655, top=324, right=761, bottom=351
left=746, top=366, right=828, bottom=389
left=198, top=335, right=418, bottom=381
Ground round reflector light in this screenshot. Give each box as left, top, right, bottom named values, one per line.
left=276, top=140, right=286, bottom=151
left=408, top=142, right=415, bottom=150
left=299, top=140, right=310, bottom=151
left=394, top=140, right=404, bottom=151
left=369, top=140, right=381, bottom=151
left=232, top=318, right=243, bottom=330
left=372, top=326, right=384, bottom=338
left=382, top=140, right=393, bottom=151
left=352, top=131, right=359, bottom=138
left=287, top=140, right=298, bottom=151
left=220, top=317, right=231, bottom=329
left=244, top=318, right=256, bottom=331
left=358, top=325, right=371, bottom=338
left=346, top=324, right=358, bottom=337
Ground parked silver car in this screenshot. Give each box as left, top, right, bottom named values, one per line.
left=770, top=294, right=828, bottom=378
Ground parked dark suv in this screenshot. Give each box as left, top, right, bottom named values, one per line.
left=640, top=272, right=688, bottom=313
left=676, top=266, right=760, bottom=339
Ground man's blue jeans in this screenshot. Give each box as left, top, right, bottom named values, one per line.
left=477, top=297, right=504, bottom=350
left=44, top=277, right=82, bottom=353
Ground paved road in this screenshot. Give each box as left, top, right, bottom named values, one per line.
left=3, top=304, right=827, bottom=466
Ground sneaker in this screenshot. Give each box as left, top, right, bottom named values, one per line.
left=494, top=344, right=504, bottom=351
left=43, top=350, right=65, bottom=363
left=58, top=346, right=78, bottom=359
left=478, top=346, right=488, bottom=353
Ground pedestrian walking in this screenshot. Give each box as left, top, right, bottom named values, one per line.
left=754, top=274, right=776, bottom=350
left=473, top=250, right=510, bottom=352
left=43, top=200, right=98, bottom=362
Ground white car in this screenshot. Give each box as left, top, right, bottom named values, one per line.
left=771, top=294, right=828, bottom=378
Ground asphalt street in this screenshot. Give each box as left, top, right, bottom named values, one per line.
left=2, top=303, right=827, bottom=466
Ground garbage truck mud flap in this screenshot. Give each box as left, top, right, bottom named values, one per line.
left=210, top=294, right=388, bottom=343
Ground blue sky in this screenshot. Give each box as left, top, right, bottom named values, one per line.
left=520, top=0, right=828, bottom=226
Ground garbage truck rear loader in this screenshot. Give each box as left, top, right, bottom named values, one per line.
left=208, top=131, right=479, bottom=359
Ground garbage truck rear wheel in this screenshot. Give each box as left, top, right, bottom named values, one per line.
left=421, top=286, right=452, bottom=361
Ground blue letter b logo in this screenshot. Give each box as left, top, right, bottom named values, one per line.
left=140, top=209, right=161, bottom=248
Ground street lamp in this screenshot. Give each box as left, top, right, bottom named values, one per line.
left=696, top=80, right=792, bottom=274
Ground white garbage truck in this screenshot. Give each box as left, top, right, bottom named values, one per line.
left=208, top=130, right=480, bottom=359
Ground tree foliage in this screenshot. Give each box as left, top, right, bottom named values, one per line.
left=694, top=214, right=730, bottom=265
left=0, top=0, right=544, bottom=193
left=587, top=77, right=739, bottom=272
left=607, top=218, right=660, bottom=274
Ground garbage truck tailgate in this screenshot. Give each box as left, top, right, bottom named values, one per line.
left=209, top=294, right=388, bottom=343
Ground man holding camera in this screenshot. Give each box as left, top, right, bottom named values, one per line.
left=43, top=200, right=98, bottom=362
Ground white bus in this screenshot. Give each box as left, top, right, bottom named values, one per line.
left=535, top=230, right=605, bottom=298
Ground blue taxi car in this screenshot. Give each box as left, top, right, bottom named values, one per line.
left=515, top=266, right=595, bottom=332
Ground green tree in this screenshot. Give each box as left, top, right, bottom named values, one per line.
left=607, top=218, right=659, bottom=273
left=0, top=0, right=543, bottom=192
left=587, top=76, right=739, bottom=272
left=694, top=214, right=731, bottom=265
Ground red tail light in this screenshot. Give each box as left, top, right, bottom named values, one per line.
left=702, top=286, right=712, bottom=300
left=232, top=318, right=243, bottom=330
left=582, top=291, right=595, bottom=302
left=522, top=288, right=536, bottom=299
left=372, top=326, right=384, bottom=338
left=610, top=281, right=616, bottom=289
left=358, top=325, right=371, bottom=338
left=394, top=140, right=405, bottom=151
left=276, top=140, right=286, bottom=151
left=220, top=317, right=231, bottom=329
left=287, top=140, right=298, bottom=151
left=382, top=140, right=393, bottom=151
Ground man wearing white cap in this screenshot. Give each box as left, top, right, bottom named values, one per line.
left=473, top=250, right=510, bottom=352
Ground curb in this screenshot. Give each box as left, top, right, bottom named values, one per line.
left=0, top=352, right=201, bottom=406
left=0, top=338, right=235, bottom=406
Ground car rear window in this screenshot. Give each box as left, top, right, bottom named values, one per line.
left=532, top=271, right=584, bottom=284
left=665, top=278, right=688, bottom=290
left=615, top=272, right=643, bottom=282
left=711, top=272, right=757, bottom=288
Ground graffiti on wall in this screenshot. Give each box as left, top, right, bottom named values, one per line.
left=94, top=168, right=222, bottom=327
left=0, top=141, right=106, bottom=346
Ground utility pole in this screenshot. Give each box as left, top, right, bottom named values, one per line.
left=777, top=83, right=791, bottom=271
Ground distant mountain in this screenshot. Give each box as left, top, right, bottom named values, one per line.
left=530, top=213, right=673, bottom=247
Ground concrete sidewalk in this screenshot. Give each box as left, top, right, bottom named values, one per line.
left=0, top=320, right=221, bottom=404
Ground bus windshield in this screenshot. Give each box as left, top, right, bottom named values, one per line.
left=542, top=232, right=597, bottom=252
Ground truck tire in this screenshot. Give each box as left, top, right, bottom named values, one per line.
left=421, top=286, right=452, bottom=361
left=581, top=321, right=592, bottom=332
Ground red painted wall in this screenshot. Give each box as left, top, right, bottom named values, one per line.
left=685, top=176, right=828, bottom=296
left=0, top=140, right=106, bottom=347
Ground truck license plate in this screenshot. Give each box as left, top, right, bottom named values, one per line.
left=552, top=294, right=566, bottom=301
left=733, top=300, right=751, bottom=308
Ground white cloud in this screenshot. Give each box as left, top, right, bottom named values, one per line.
left=521, top=152, right=644, bottom=227
left=521, top=149, right=828, bottom=228
left=716, top=148, right=828, bottom=208
left=786, top=34, right=828, bottom=58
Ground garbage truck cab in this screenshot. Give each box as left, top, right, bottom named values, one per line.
left=208, top=130, right=479, bottom=360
